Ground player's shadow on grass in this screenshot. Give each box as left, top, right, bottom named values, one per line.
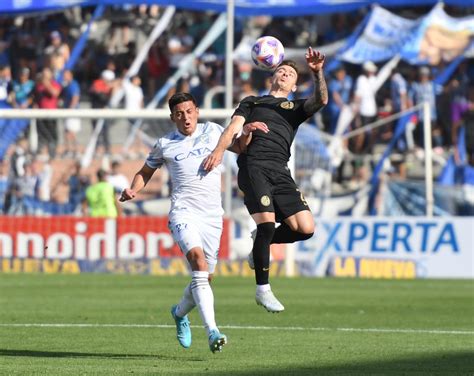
left=0, top=349, right=204, bottom=362
left=203, top=351, right=474, bottom=376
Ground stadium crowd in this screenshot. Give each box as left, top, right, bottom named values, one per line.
left=0, top=5, right=472, bottom=215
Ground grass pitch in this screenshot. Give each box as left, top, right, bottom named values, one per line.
left=0, top=274, right=472, bottom=375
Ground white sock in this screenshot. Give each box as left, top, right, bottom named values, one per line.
left=256, top=284, right=271, bottom=294
left=191, top=271, right=217, bottom=337
left=176, top=282, right=195, bottom=317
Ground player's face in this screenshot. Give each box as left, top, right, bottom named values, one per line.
left=170, top=100, right=199, bottom=136
left=272, top=65, right=298, bottom=93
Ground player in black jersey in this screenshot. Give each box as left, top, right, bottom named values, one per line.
left=203, top=48, right=328, bottom=312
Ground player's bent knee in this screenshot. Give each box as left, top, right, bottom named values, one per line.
left=297, top=219, right=315, bottom=235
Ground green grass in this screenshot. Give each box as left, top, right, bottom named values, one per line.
left=0, top=274, right=473, bottom=375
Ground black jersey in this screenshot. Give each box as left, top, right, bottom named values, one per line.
left=233, top=95, right=314, bottom=168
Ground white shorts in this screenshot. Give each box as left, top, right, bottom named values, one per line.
left=168, top=216, right=223, bottom=274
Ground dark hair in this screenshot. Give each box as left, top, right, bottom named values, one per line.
left=276, top=60, right=299, bottom=76
left=168, top=92, right=197, bottom=112
left=97, top=169, right=107, bottom=180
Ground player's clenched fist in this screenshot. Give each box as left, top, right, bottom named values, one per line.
left=119, top=188, right=136, bottom=202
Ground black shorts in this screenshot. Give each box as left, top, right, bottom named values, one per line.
left=237, top=163, right=309, bottom=222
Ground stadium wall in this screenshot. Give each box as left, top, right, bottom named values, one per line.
left=0, top=216, right=472, bottom=279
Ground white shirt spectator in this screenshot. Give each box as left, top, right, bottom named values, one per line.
left=355, top=74, right=378, bottom=117
left=123, top=79, right=144, bottom=111
left=167, top=32, right=194, bottom=69
left=107, top=173, right=130, bottom=193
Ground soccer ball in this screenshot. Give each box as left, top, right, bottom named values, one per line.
left=251, top=36, right=285, bottom=70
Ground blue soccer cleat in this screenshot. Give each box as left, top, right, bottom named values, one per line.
left=171, top=304, right=192, bottom=348
left=208, top=329, right=227, bottom=353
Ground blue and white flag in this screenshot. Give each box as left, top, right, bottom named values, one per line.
left=339, top=6, right=419, bottom=64
left=339, top=4, right=474, bottom=65
left=401, top=4, right=474, bottom=65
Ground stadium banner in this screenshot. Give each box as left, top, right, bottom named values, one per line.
left=1, top=216, right=472, bottom=279
left=339, top=6, right=419, bottom=64
left=339, top=4, right=474, bottom=65
left=297, top=217, right=474, bottom=279
left=400, top=4, right=474, bottom=65
left=0, top=217, right=231, bottom=275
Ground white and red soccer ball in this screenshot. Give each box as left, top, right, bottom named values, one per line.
left=251, top=36, right=285, bottom=70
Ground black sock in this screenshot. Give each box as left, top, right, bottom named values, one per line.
left=252, top=222, right=275, bottom=285
left=271, top=222, right=314, bottom=244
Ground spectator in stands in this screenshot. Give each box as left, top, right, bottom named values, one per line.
left=8, top=137, right=29, bottom=179
left=34, top=67, right=61, bottom=158
left=452, top=86, right=474, bottom=167
left=146, top=39, right=170, bottom=99
left=123, top=75, right=144, bottom=112
left=390, top=69, right=409, bottom=114
left=257, top=76, right=273, bottom=97
left=53, top=160, right=90, bottom=212
left=107, top=160, right=130, bottom=194
left=61, top=69, right=81, bottom=158
left=0, top=159, right=8, bottom=214
left=437, top=78, right=457, bottom=148
left=239, top=80, right=258, bottom=102
left=35, top=157, right=52, bottom=202
left=108, top=5, right=133, bottom=54
left=45, top=31, right=70, bottom=78
left=10, top=31, right=37, bottom=75
left=167, top=24, right=194, bottom=75
left=89, top=69, right=116, bottom=157
left=8, top=158, right=40, bottom=215
left=83, top=168, right=121, bottom=218
left=11, top=67, right=34, bottom=109
left=328, top=65, right=353, bottom=134
left=410, top=66, right=442, bottom=152
left=353, top=61, right=378, bottom=154
left=138, top=4, right=160, bottom=21
left=123, top=74, right=146, bottom=157
left=0, top=64, right=13, bottom=108
left=4, top=137, right=30, bottom=214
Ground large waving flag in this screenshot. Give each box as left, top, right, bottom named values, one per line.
left=339, top=4, right=474, bottom=65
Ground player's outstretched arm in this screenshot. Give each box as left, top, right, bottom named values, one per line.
left=119, top=163, right=156, bottom=202
left=228, top=121, right=269, bottom=154
left=304, top=47, right=328, bottom=114
left=202, top=115, right=246, bottom=171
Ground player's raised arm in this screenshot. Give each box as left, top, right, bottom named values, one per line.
left=202, top=115, right=246, bottom=171
left=304, top=47, right=328, bottom=114
left=119, top=163, right=156, bottom=202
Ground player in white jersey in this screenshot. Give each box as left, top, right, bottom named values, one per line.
left=120, top=92, right=268, bottom=353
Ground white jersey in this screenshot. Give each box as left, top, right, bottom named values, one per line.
left=146, top=121, right=225, bottom=220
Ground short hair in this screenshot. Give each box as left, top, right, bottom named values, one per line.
left=168, top=92, right=197, bottom=112
left=275, top=60, right=299, bottom=76
left=97, top=169, right=107, bottom=180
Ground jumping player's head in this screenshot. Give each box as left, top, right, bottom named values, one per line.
left=169, top=92, right=199, bottom=136
left=270, top=60, right=299, bottom=97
